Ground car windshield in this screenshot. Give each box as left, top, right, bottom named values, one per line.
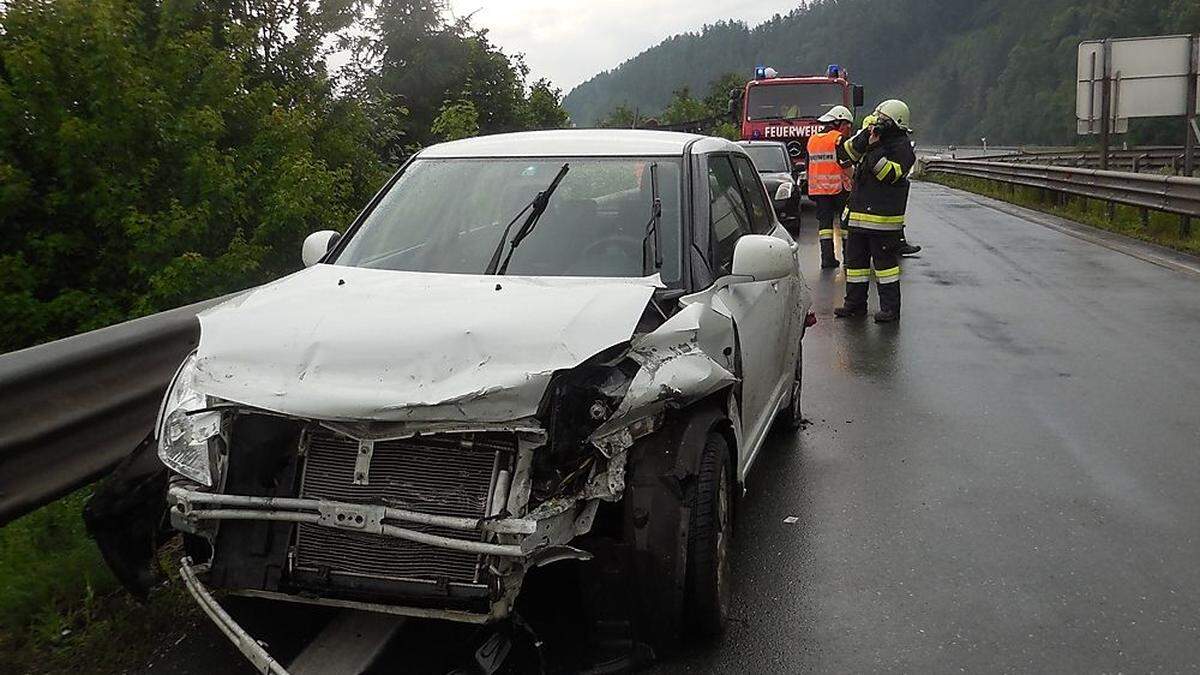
left=742, top=145, right=790, bottom=173
left=746, top=83, right=845, bottom=121
left=334, top=157, right=683, bottom=280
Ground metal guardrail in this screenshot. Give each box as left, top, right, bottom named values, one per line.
left=0, top=295, right=227, bottom=525
left=987, top=146, right=1188, bottom=173
left=922, top=146, right=1189, bottom=174
left=920, top=158, right=1200, bottom=218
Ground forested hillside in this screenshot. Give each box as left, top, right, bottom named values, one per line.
left=564, top=0, right=1200, bottom=144
left=0, top=0, right=569, bottom=353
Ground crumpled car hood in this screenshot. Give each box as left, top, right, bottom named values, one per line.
left=193, top=264, right=657, bottom=423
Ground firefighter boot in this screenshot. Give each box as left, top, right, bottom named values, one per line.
left=820, top=239, right=839, bottom=269
left=874, top=282, right=901, bottom=323
left=898, top=235, right=922, bottom=256
left=834, top=281, right=868, bottom=318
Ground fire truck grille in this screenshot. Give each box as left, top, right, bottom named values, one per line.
left=293, top=429, right=513, bottom=585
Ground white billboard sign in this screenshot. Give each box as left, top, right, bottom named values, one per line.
left=1077, top=34, right=1198, bottom=135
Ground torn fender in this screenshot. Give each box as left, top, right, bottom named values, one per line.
left=589, top=299, right=737, bottom=452
left=191, top=265, right=659, bottom=423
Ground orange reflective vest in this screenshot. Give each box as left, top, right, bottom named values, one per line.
left=807, top=130, right=850, bottom=195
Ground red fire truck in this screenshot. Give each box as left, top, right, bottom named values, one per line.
left=732, top=65, right=864, bottom=195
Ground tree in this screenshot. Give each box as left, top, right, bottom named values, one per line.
left=562, top=0, right=1200, bottom=144
left=525, top=78, right=570, bottom=129
left=599, top=104, right=639, bottom=128
left=703, top=72, right=745, bottom=119
left=431, top=100, right=481, bottom=140
left=0, top=0, right=384, bottom=352
left=660, top=87, right=709, bottom=125
left=354, top=1, right=568, bottom=147
left=0, top=0, right=577, bottom=353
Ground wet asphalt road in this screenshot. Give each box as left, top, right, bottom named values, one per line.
left=658, top=182, right=1200, bottom=672
left=140, top=182, right=1200, bottom=673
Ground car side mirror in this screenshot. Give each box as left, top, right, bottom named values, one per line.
left=730, top=234, right=793, bottom=282
left=853, top=85, right=865, bottom=108
left=302, top=230, right=340, bottom=267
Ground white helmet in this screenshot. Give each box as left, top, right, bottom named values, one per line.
left=818, top=105, right=854, bottom=124
left=874, top=99, right=912, bottom=132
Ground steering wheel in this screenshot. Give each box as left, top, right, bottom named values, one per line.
left=568, top=235, right=645, bottom=275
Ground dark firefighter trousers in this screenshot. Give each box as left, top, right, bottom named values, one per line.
left=813, top=193, right=847, bottom=239
left=843, top=228, right=901, bottom=313
left=813, top=193, right=847, bottom=264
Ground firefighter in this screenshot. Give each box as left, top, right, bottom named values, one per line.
left=833, top=99, right=916, bottom=323
left=849, top=114, right=920, bottom=257
left=808, top=105, right=854, bottom=268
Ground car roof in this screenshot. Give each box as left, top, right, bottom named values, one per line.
left=419, top=129, right=741, bottom=158
left=736, top=140, right=788, bottom=148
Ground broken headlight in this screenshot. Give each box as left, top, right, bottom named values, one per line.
left=156, top=353, right=220, bottom=486
left=534, top=349, right=639, bottom=502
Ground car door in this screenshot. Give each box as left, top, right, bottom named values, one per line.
left=730, top=153, right=800, bottom=465
left=705, top=154, right=794, bottom=478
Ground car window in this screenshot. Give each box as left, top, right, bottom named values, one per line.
left=741, top=144, right=790, bottom=173
left=334, top=157, right=683, bottom=281
left=732, top=155, right=774, bottom=234
left=708, top=155, right=752, bottom=277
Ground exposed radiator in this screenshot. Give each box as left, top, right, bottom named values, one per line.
left=293, top=428, right=513, bottom=585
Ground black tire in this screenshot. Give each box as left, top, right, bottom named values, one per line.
left=776, top=347, right=803, bottom=430
left=685, top=432, right=733, bottom=637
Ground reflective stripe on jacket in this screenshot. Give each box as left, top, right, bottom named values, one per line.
left=837, top=127, right=915, bottom=230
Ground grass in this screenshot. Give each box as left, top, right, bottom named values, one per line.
left=0, top=489, right=200, bottom=674
left=921, top=173, right=1200, bottom=257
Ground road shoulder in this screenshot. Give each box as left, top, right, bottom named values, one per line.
left=917, top=180, right=1200, bottom=277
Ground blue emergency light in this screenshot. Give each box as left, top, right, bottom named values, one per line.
left=754, top=65, right=766, bottom=79
left=827, top=64, right=841, bottom=78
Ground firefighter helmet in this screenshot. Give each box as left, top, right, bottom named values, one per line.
left=818, top=105, right=854, bottom=124
left=874, top=99, right=912, bottom=132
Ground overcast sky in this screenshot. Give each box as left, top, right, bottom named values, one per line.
left=445, top=1, right=799, bottom=92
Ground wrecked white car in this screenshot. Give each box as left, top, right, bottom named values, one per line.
left=89, top=129, right=813, bottom=670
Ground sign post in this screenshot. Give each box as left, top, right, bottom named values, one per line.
left=1078, top=34, right=1200, bottom=231
left=1099, top=39, right=1111, bottom=171
left=1185, top=34, right=1197, bottom=235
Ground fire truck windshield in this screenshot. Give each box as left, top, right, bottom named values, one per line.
left=746, top=82, right=845, bottom=121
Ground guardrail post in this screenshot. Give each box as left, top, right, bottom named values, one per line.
left=1140, top=207, right=1149, bottom=228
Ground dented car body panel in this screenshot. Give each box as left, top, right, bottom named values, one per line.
left=193, top=265, right=660, bottom=423
left=105, top=130, right=811, bottom=671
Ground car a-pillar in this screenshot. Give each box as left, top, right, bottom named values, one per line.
left=613, top=398, right=739, bottom=653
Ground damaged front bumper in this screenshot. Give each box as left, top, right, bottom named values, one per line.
left=169, top=486, right=589, bottom=565
left=179, top=558, right=290, bottom=675
left=166, top=428, right=618, bottom=630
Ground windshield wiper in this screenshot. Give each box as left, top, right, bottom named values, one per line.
left=641, top=162, right=663, bottom=272
left=486, top=163, right=571, bottom=276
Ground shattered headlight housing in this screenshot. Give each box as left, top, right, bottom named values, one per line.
left=774, top=181, right=794, bottom=201
left=156, top=353, right=221, bottom=486
left=589, top=412, right=664, bottom=458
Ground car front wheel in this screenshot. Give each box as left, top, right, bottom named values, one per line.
left=686, top=432, right=733, bottom=636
